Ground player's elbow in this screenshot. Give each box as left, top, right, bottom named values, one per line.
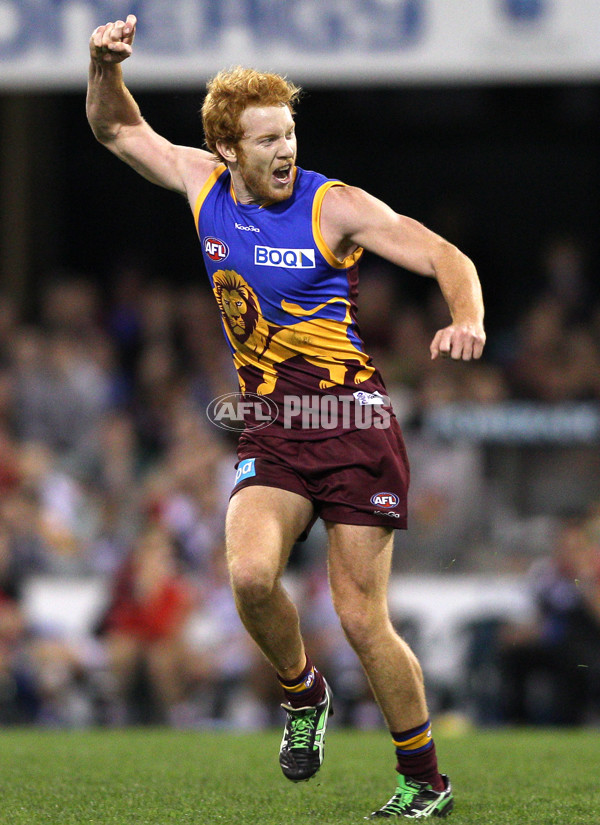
left=91, top=126, right=118, bottom=146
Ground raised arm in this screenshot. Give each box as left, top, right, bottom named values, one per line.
left=320, top=185, right=486, bottom=360
left=86, top=14, right=215, bottom=198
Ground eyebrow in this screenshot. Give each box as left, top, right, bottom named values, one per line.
left=252, top=124, right=296, bottom=141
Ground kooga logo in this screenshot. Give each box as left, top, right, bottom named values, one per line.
left=255, top=246, right=316, bottom=269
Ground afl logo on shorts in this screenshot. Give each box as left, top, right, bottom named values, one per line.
left=204, top=237, right=229, bottom=262
left=370, top=492, right=400, bottom=509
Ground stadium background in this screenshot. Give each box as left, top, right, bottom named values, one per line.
left=0, top=0, right=599, bottom=729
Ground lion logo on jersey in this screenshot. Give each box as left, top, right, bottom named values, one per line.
left=212, top=269, right=375, bottom=395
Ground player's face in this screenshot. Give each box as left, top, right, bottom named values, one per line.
left=234, top=105, right=297, bottom=205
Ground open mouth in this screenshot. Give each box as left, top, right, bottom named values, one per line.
left=273, top=164, right=293, bottom=185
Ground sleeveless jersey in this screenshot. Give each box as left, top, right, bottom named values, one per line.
left=194, top=164, right=390, bottom=438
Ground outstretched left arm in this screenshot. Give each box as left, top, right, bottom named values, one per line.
left=320, top=185, right=486, bottom=360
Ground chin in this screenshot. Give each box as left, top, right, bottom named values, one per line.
left=269, top=184, right=294, bottom=203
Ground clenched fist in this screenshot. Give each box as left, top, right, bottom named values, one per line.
left=430, top=322, right=486, bottom=361
left=90, top=14, right=137, bottom=64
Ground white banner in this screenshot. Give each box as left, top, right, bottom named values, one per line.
left=1, top=0, right=600, bottom=90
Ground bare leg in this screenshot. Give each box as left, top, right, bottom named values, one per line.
left=326, top=522, right=428, bottom=730
left=225, top=485, right=314, bottom=680
left=106, top=632, right=140, bottom=700
left=146, top=638, right=187, bottom=710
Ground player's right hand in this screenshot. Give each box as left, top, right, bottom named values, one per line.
left=90, top=14, right=137, bottom=64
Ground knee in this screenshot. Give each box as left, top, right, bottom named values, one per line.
left=228, top=558, right=278, bottom=609
left=335, top=601, right=387, bottom=653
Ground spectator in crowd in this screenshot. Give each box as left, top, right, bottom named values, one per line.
left=508, top=295, right=600, bottom=401
left=97, top=524, right=195, bottom=725
left=0, top=527, right=35, bottom=723
left=540, top=233, right=590, bottom=320
left=499, top=514, right=600, bottom=725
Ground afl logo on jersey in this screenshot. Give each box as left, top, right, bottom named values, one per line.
left=370, top=492, right=400, bottom=509
left=204, top=237, right=229, bottom=262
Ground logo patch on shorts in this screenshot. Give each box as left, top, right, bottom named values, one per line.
left=235, top=458, right=256, bottom=486
left=353, top=390, right=385, bottom=406
left=370, top=492, right=400, bottom=509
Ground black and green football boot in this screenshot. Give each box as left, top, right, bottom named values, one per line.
left=367, top=773, right=454, bottom=819
left=279, top=680, right=333, bottom=781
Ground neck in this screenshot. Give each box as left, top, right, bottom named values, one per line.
left=226, top=165, right=259, bottom=205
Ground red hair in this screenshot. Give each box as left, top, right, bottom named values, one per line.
left=201, top=67, right=301, bottom=161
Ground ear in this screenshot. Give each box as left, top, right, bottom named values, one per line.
left=216, top=140, right=238, bottom=164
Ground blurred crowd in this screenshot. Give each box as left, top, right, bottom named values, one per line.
left=0, top=231, right=599, bottom=728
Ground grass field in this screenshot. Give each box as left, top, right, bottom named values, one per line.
left=0, top=726, right=598, bottom=824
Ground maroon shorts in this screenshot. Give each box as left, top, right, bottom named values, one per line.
left=231, top=418, right=410, bottom=536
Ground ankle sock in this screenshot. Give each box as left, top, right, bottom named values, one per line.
left=277, top=655, right=326, bottom=708
left=391, top=719, right=444, bottom=792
